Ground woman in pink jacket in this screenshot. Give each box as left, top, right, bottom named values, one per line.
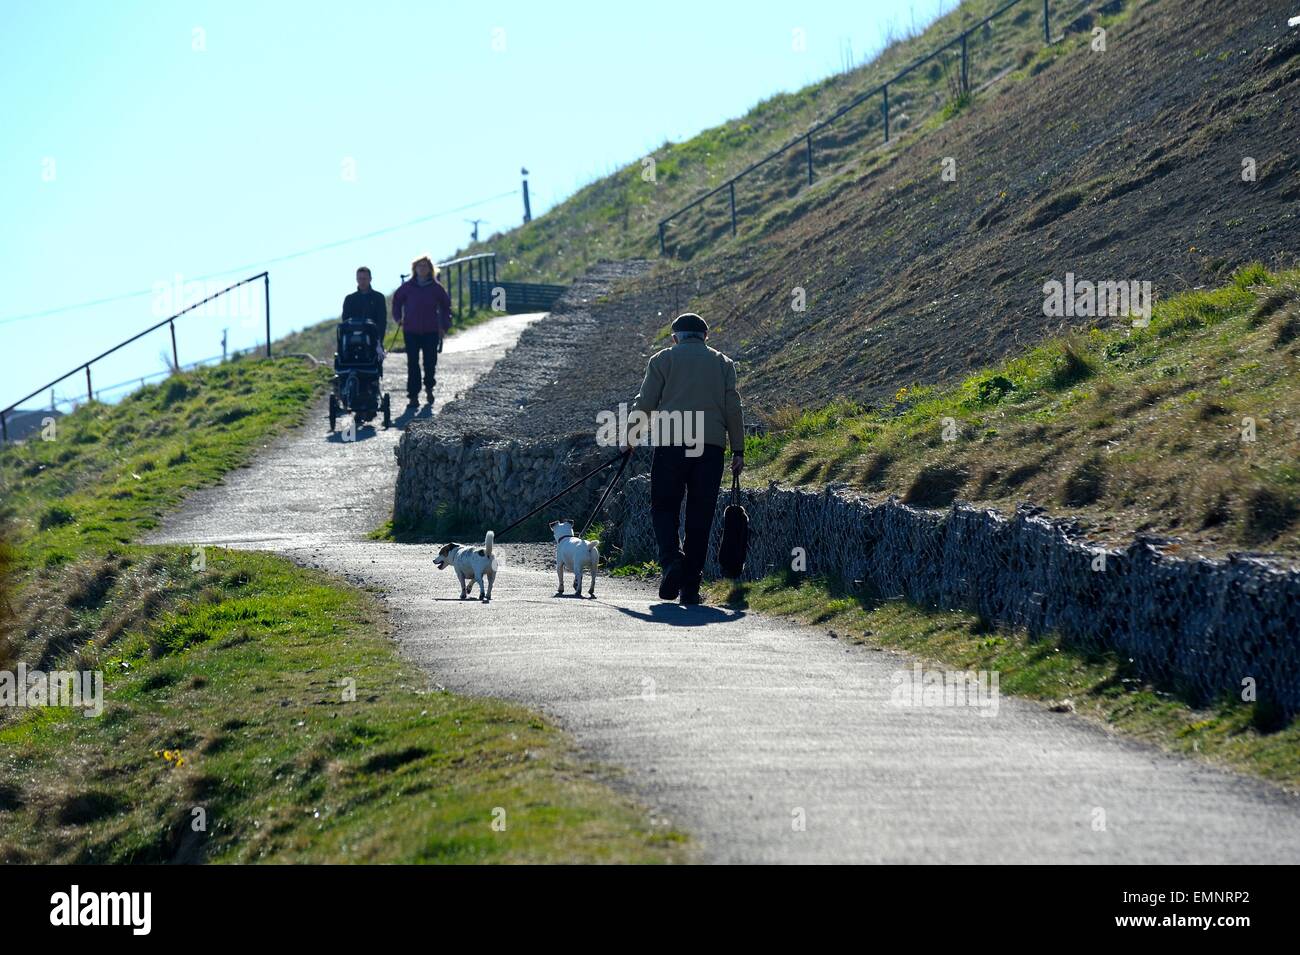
left=392, top=254, right=453, bottom=407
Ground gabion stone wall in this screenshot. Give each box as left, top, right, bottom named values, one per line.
left=611, top=475, right=1300, bottom=716
left=393, top=430, right=647, bottom=533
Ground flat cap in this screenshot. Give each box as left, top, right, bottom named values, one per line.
left=671, top=312, right=708, bottom=335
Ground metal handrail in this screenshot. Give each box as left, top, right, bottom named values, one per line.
left=435, top=252, right=498, bottom=321
left=658, top=0, right=1054, bottom=253
left=437, top=252, right=497, bottom=268
left=1, top=271, right=270, bottom=442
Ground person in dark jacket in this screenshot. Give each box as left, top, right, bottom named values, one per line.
left=620, top=312, right=744, bottom=606
left=341, top=266, right=388, bottom=340
left=391, top=255, right=453, bottom=406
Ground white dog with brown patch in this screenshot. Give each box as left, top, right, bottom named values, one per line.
left=433, top=530, right=497, bottom=602
left=549, top=520, right=599, bottom=598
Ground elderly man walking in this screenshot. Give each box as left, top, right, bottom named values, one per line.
left=621, top=313, right=744, bottom=605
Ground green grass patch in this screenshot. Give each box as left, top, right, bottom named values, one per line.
left=0, top=548, right=683, bottom=863
left=746, top=265, right=1300, bottom=555
left=0, top=357, right=329, bottom=568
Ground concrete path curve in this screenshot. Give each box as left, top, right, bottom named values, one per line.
left=150, top=313, right=1300, bottom=863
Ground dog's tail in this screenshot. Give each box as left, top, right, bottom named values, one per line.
left=484, top=529, right=494, bottom=557
left=587, top=540, right=599, bottom=567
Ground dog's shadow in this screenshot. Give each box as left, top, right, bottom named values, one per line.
left=617, top=602, right=744, bottom=626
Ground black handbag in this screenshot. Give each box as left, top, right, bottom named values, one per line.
left=717, top=473, right=749, bottom=579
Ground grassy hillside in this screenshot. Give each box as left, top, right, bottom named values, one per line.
left=442, top=0, right=1300, bottom=428
left=746, top=266, right=1300, bottom=557
left=450, top=0, right=1095, bottom=282
left=0, top=357, right=327, bottom=569
left=0, top=357, right=684, bottom=863
left=682, top=0, right=1300, bottom=410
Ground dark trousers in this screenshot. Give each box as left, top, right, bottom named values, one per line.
left=405, top=332, right=440, bottom=397
left=650, top=444, right=725, bottom=581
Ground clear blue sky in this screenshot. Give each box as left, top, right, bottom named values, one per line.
left=0, top=0, right=953, bottom=410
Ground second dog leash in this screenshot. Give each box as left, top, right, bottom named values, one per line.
left=579, top=447, right=633, bottom=538
left=493, top=449, right=630, bottom=542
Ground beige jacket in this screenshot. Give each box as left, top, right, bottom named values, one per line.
left=629, top=337, right=744, bottom=454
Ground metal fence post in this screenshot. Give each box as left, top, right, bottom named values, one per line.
left=961, top=32, right=969, bottom=93
left=169, top=320, right=179, bottom=372
left=1043, top=0, right=1050, bottom=43
left=85, top=365, right=92, bottom=403
left=264, top=273, right=271, bottom=357
left=729, top=181, right=737, bottom=236
left=658, top=222, right=666, bottom=256
left=806, top=134, right=814, bottom=185
left=882, top=84, right=890, bottom=143
left=457, top=262, right=464, bottom=319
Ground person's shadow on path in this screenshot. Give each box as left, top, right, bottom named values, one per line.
left=325, top=423, right=380, bottom=444
left=393, top=401, right=421, bottom=428
left=617, top=602, right=745, bottom=626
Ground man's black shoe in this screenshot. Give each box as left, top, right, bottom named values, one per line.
left=679, top=575, right=703, bottom=606
left=658, top=560, right=684, bottom=601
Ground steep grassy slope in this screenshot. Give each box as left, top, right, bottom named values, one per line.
left=439, top=0, right=1299, bottom=428
left=449, top=0, right=1097, bottom=282
left=747, top=266, right=1300, bottom=558
left=686, top=0, right=1300, bottom=408
left=0, top=358, right=684, bottom=863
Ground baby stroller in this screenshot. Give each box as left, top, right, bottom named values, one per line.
left=329, top=316, right=391, bottom=432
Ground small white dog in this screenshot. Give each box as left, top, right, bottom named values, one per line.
left=433, top=530, right=497, bottom=602
left=549, top=520, right=599, bottom=598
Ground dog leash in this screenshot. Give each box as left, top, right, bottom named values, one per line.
left=493, top=448, right=632, bottom=542
left=384, top=324, right=402, bottom=351
left=579, top=447, right=634, bottom=538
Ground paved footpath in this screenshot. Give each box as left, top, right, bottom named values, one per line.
left=150, top=313, right=1300, bottom=863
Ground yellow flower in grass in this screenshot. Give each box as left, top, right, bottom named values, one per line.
left=154, top=749, right=185, bottom=767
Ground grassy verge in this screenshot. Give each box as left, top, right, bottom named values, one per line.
left=746, top=265, right=1300, bottom=557
left=0, top=356, right=329, bottom=569
left=0, top=356, right=686, bottom=863
left=0, top=547, right=681, bottom=862
left=708, top=573, right=1300, bottom=792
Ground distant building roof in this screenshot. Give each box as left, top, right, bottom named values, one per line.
left=2, top=408, right=64, bottom=444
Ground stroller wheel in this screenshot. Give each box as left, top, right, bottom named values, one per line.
left=381, top=393, right=391, bottom=429
left=328, top=394, right=338, bottom=432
